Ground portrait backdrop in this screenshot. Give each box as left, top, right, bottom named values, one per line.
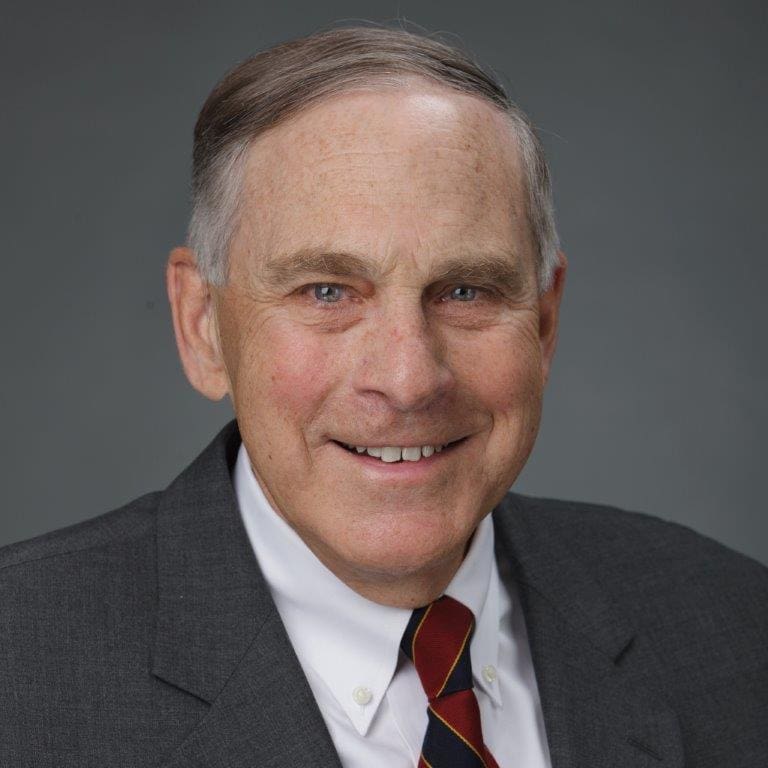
left=1, top=0, right=766, bottom=565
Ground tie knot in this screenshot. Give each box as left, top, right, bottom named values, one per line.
left=400, top=594, right=475, bottom=701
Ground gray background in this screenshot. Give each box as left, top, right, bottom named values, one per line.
left=1, top=0, right=766, bottom=565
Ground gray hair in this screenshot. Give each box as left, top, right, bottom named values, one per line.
left=188, top=25, right=560, bottom=291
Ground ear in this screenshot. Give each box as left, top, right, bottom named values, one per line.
left=538, top=250, right=567, bottom=384
left=166, top=246, right=230, bottom=401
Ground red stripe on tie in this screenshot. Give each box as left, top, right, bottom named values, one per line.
left=412, top=595, right=474, bottom=699
left=406, top=595, right=502, bottom=768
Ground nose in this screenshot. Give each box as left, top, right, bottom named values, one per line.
left=353, top=299, right=454, bottom=412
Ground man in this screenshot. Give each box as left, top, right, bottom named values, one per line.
left=1, top=25, right=765, bottom=768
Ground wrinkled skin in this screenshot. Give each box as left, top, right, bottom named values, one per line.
left=167, top=79, right=566, bottom=607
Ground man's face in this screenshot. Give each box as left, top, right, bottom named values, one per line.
left=209, top=81, right=563, bottom=601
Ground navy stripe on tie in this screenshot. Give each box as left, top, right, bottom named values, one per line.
left=401, top=604, right=428, bottom=662
left=422, top=706, right=488, bottom=768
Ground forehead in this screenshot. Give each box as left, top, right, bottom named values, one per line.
left=232, top=80, right=531, bottom=275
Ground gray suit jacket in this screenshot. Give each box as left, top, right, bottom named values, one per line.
left=1, top=420, right=766, bottom=767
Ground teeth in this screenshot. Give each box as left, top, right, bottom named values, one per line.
left=345, top=442, right=454, bottom=462
left=381, top=446, right=402, bottom=462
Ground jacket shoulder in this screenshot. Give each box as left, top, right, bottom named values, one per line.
left=0, top=490, right=160, bottom=573
left=503, top=492, right=768, bottom=583
left=499, top=494, right=768, bottom=760
left=500, top=492, right=768, bottom=653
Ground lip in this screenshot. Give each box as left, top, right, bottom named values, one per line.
left=330, top=437, right=469, bottom=482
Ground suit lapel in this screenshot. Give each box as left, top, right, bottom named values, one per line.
left=159, top=610, right=343, bottom=768
left=152, top=421, right=342, bottom=768
left=494, top=495, right=684, bottom=767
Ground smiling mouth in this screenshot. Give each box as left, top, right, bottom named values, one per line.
left=332, top=437, right=467, bottom=464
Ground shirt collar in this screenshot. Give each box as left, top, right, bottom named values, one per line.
left=234, top=444, right=501, bottom=735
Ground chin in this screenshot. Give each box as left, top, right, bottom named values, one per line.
left=335, top=530, right=468, bottom=581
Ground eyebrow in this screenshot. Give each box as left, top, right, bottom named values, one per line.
left=428, top=253, right=528, bottom=293
left=260, top=248, right=376, bottom=285
left=259, top=245, right=528, bottom=292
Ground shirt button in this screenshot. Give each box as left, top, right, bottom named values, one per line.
left=352, top=686, right=373, bottom=706
left=482, top=665, right=497, bottom=684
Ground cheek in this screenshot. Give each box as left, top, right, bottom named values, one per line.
left=244, top=323, right=338, bottom=432
left=451, top=323, right=544, bottom=493
left=452, top=323, right=543, bottom=413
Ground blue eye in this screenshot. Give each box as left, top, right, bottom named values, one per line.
left=313, top=284, right=344, bottom=303
left=449, top=286, right=477, bottom=301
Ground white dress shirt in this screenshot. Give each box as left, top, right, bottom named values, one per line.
left=234, top=444, right=552, bottom=768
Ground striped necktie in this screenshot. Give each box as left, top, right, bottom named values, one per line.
left=401, top=595, right=500, bottom=768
